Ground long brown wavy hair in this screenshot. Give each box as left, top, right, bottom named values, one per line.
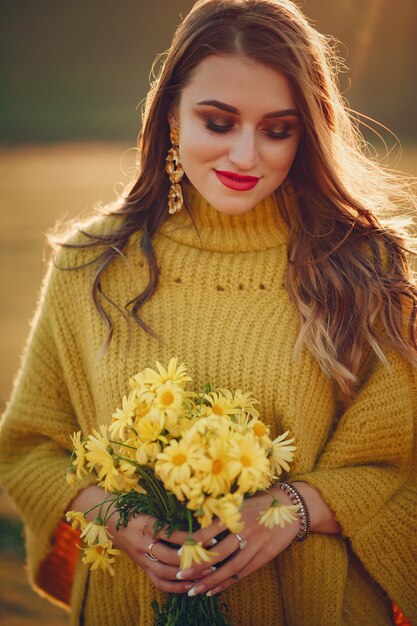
left=50, top=0, right=417, bottom=401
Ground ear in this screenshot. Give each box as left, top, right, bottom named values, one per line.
left=168, top=107, right=179, bottom=129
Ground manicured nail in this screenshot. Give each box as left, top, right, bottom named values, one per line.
left=188, top=584, right=205, bottom=597
left=206, top=537, right=218, bottom=547
left=207, top=587, right=220, bottom=597
left=178, top=567, right=194, bottom=579
left=201, top=566, right=217, bottom=576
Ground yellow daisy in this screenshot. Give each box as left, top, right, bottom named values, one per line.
left=228, top=433, right=271, bottom=493
left=233, top=389, right=260, bottom=418
left=155, top=439, right=203, bottom=492
left=84, top=425, right=114, bottom=474
left=109, top=392, right=136, bottom=439
left=268, top=431, right=297, bottom=477
left=217, top=493, right=244, bottom=533
left=132, top=382, right=156, bottom=408
left=217, top=388, right=260, bottom=419
left=144, top=357, right=191, bottom=389
left=198, top=439, right=233, bottom=497
left=204, top=391, right=236, bottom=418
left=153, top=381, right=185, bottom=426
left=195, top=496, right=220, bottom=529
left=178, top=538, right=215, bottom=571
left=80, top=517, right=112, bottom=545
left=181, top=477, right=205, bottom=511
left=96, top=463, right=125, bottom=493
left=258, top=498, right=300, bottom=528
left=65, top=510, right=88, bottom=532
left=136, top=417, right=164, bottom=442
left=247, top=418, right=270, bottom=439
left=135, top=441, right=162, bottom=465
left=129, top=370, right=147, bottom=391
left=81, top=541, right=120, bottom=576
left=70, top=430, right=87, bottom=480
left=117, top=459, right=141, bottom=492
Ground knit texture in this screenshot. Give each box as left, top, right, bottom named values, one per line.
left=0, top=181, right=415, bottom=625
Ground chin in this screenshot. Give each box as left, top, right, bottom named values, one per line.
left=215, top=204, right=256, bottom=216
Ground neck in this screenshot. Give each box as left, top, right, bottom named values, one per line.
left=159, top=180, right=293, bottom=253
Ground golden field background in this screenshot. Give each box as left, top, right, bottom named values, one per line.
left=0, top=142, right=416, bottom=624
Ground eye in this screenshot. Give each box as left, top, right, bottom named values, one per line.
left=205, top=119, right=234, bottom=134
left=262, top=124, right=292, bottom=140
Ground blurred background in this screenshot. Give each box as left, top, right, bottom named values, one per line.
left=0, top=0, right=416, bottom=623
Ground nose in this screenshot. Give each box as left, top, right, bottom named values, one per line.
left=228, top=127, right=260, bottom=172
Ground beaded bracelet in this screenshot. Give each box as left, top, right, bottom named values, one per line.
left=277, top=482, right=311, bottom=542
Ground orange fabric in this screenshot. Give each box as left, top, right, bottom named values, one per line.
left=36, top=520, right=80, bottom=607
left=393, top=602, right=412, bottom=626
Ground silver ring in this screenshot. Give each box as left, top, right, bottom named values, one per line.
left=145, top=540, right=160, bottom=562
left=235, top=533, right=247, bottom=550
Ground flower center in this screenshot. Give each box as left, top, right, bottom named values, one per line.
left=173, top=453, right=187, bottom=466
left=212, top=459, right=223, bottom=475
left=241, top=455, right=251, bottom=467
left=212, top=404, right=224, bottom=416
left=161, top=391, right=174, bottom=406
left=253, top=423, right=266, bottom=436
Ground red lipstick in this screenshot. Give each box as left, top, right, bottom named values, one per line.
left=214, top=170, right=260, bottom=191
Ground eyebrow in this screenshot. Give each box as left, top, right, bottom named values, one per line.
left=196, top=99, right=300, bottom=118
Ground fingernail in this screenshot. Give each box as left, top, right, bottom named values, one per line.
left=178, top=568, right=194, bottom=579
left=206, top=537, right=218, bottom=547
left=188, top=584, right=205, bottom=597
left=201, top=566, right=216, bottom=576
left=206, top=589, right=214, bottom=597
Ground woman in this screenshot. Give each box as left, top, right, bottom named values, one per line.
left=0, top=0, right=416, bottom=624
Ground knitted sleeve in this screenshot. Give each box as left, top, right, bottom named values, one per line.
left=293, top=349, right=416, bottom=620
left=0, top=258, right=96, bottom=590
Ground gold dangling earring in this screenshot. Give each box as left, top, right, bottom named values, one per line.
left=165, top=126, right=184, bottom=214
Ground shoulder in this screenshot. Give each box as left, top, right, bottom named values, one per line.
left=40, top=208, right=128, bottom=308
left=49, top=208, right=126, bottom=267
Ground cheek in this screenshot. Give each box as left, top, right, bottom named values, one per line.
left=265, top=138, right=300, bottom=173
left=180, top=130, right=228, bottom=166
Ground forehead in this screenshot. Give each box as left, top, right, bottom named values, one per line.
left=180, top=54, right=297, bottom=112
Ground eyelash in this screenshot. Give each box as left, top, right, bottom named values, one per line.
left=205, top=119, right=292, bottom=140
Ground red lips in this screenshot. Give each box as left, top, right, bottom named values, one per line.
left=215, top=170, right=259, bottom=182
left=214, top=170, right=260, bottom=191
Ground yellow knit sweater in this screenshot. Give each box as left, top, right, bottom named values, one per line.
left=0, top=182, right=416, bottom=626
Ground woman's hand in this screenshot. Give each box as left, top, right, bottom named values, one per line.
left=68, top=485, right=205, bottom=594
left=106, top=510, right=200, bottom=594
left=176, top=489, right=300, bottom=597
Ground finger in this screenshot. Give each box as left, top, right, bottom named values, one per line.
left=140, top=559, right=182, bottom=582
left=186, top=544, right=260, bottom=595
left=155, top=526, right=190, bottom=545
left=206, top=552, right=266, bottom=597
left=192, top=518, right=224, bottom=545
left=178, top=532, right=242, bottom=580
left=146, top=540, right=181, bottom=567
left=147, top=570, right=195, bottom=594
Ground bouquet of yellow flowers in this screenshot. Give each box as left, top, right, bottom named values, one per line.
left=66, top=358, right=297, bottom=625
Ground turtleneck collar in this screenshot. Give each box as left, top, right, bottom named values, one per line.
left=158, top=180, right=292, bottom=253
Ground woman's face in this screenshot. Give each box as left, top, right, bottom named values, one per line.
left=169, top=54, right=302, bottom=215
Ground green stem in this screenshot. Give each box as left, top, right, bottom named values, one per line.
left=109, top=439, right=137, bottom=450
left=186, top=509, right=194, bottom=536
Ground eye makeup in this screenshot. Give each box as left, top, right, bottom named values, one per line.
left=203, top=116, right=296, bottom=140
